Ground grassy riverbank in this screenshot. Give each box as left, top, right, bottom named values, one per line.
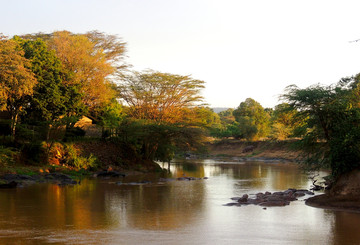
left=0, top=139, right=163, bottom=177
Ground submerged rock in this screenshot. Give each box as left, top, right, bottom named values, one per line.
left=225, top=188, right=314, bottom=208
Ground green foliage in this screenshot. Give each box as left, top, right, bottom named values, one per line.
left=233, top=98, right=270, bottom=140
left=96, top=99, right=125, bottom=129
left=270, top=103, right=300, bottom=140
left=282, top=78, right=360, bottom=177
left=15, top=37, right=65, bottom=122
left=0, top=146, right=18, bottom=167
left=113, top=119, right=206, bottom=163
left=63, top=143, right=97, bottom=169
left=234, top=117, right=258, bottom=140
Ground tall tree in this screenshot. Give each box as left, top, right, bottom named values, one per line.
left=14, top=37, right=86, bottom=140
left=47, top=31, right=117, bottom=110
left=0, top=37, right=37, bottom=139
left=282, top=79, right=360, bottom=177
left=117, top=71, right=206, bottom=162
left=118, top=71, right=205, bottom=124
left=15, top=37, right=65, bottom=122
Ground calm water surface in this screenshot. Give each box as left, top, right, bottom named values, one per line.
left=1, top=159, right=360, bottom=244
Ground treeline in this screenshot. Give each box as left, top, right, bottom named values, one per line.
left=0, top=31, right=214, bottom=170
left=210, top=98, right=297, bottom=141
left=1, top=30, right=360, bottom=178
left=210, top=75, right=360, bottom=178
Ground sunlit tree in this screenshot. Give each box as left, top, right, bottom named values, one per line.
left=47, top=31, right=119, bottom=109
left=118, top=71, right=205, bottom=124
left=282, top=79, right=360, bottom=177
left=0, top=36, right=37, bottom=139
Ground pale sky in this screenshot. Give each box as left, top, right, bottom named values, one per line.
left=2, top=0, right=360, bottom=108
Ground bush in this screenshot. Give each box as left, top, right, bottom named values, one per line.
left=0, top=146, right=18, bottom=167
left=47, top=142, right=97, bottom=170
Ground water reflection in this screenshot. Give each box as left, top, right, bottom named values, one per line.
left=0, top=159, right=359, bottom=244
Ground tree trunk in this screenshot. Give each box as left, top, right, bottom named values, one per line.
left=10, top=113, right=18, bottom=141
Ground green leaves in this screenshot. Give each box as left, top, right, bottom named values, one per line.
left=282, top=78, right=360, bottom=177
left=233, top=98, right=270, bottom=140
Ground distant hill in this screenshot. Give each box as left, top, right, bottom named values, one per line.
left=212, top=107, right=231, bottom=113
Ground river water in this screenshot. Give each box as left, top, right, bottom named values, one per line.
left=1, top=159, right=360, bottom=244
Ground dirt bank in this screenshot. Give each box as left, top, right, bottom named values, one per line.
left=306, top=169, right=360, bottom=213
left=207, top=140, right=303, bottom=161
left=306, top=195, right=360, bottom=213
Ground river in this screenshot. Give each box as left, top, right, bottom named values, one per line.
left=0, top=158, right=360, bottom=244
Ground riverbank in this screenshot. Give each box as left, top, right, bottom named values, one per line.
left=306, top=194, right=360, bottom=213
left=207, top=139, right=303, bottom=162
left=306, top=169, right=360, bottom=213
left=0, top=139, right=162, bottom=177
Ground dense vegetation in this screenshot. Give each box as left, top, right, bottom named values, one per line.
left=1, top=30, right=360, bottom=179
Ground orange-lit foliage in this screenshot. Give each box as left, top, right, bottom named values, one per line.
left=119, top=71, right=205, bottom=124
left=0, top=36, right=37, bottom=137
left=47, top=142, right=66, bottom=166
left=47, top=31, right=116, bottom=109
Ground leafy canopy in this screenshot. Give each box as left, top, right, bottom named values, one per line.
left=118, top=71, right=205, bottom=124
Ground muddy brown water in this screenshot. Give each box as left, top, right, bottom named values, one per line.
left=0, top=159, right=360, bottom=244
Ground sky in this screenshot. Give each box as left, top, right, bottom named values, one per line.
left=2, top=0, right=360, bottom=109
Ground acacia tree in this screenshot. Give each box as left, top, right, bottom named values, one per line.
left=47, top=31, right=116, bottom=109
left=0, top=37, right=37, bottom=139
left=282, top=79, right=360, bottom=177
left=117, top=71, right=206, bottom=162
left=118, top=71, right=205, bottom=124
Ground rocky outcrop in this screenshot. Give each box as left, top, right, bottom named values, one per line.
left=224, top=188, right=314, bottom=207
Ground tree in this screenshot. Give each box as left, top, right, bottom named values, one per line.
left=47, top=31, right=118, bottom=110
left=233, top=98, right=270, bottom=140
left=270, top=103, right=300, bottom=140
left=116, top=71, right=206, bottom=162
left=85, top=30, right=128, bottom=71
left=118, top=71, right=205, bottom=124
left=282, top=79, right=360, bottom=177
left=14, top=38, right=64, bottom=122
left=0, top=37, right=37, bottom=139
left=218, top=108, right=235, bottom=125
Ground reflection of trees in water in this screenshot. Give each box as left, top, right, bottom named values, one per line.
left=0, top=177, right=206, bottom=231
left=0, top=179, right=106, bottom=230
left=170, top=162, right=206, bottom=178
left=119, top=181, right=206, bottom=230
left=331, top=211, right=360, bottom=244
left=204, top=162, right=310, bottom=190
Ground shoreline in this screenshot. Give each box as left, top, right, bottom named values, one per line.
left=305, top=194, right=360, bottom=213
